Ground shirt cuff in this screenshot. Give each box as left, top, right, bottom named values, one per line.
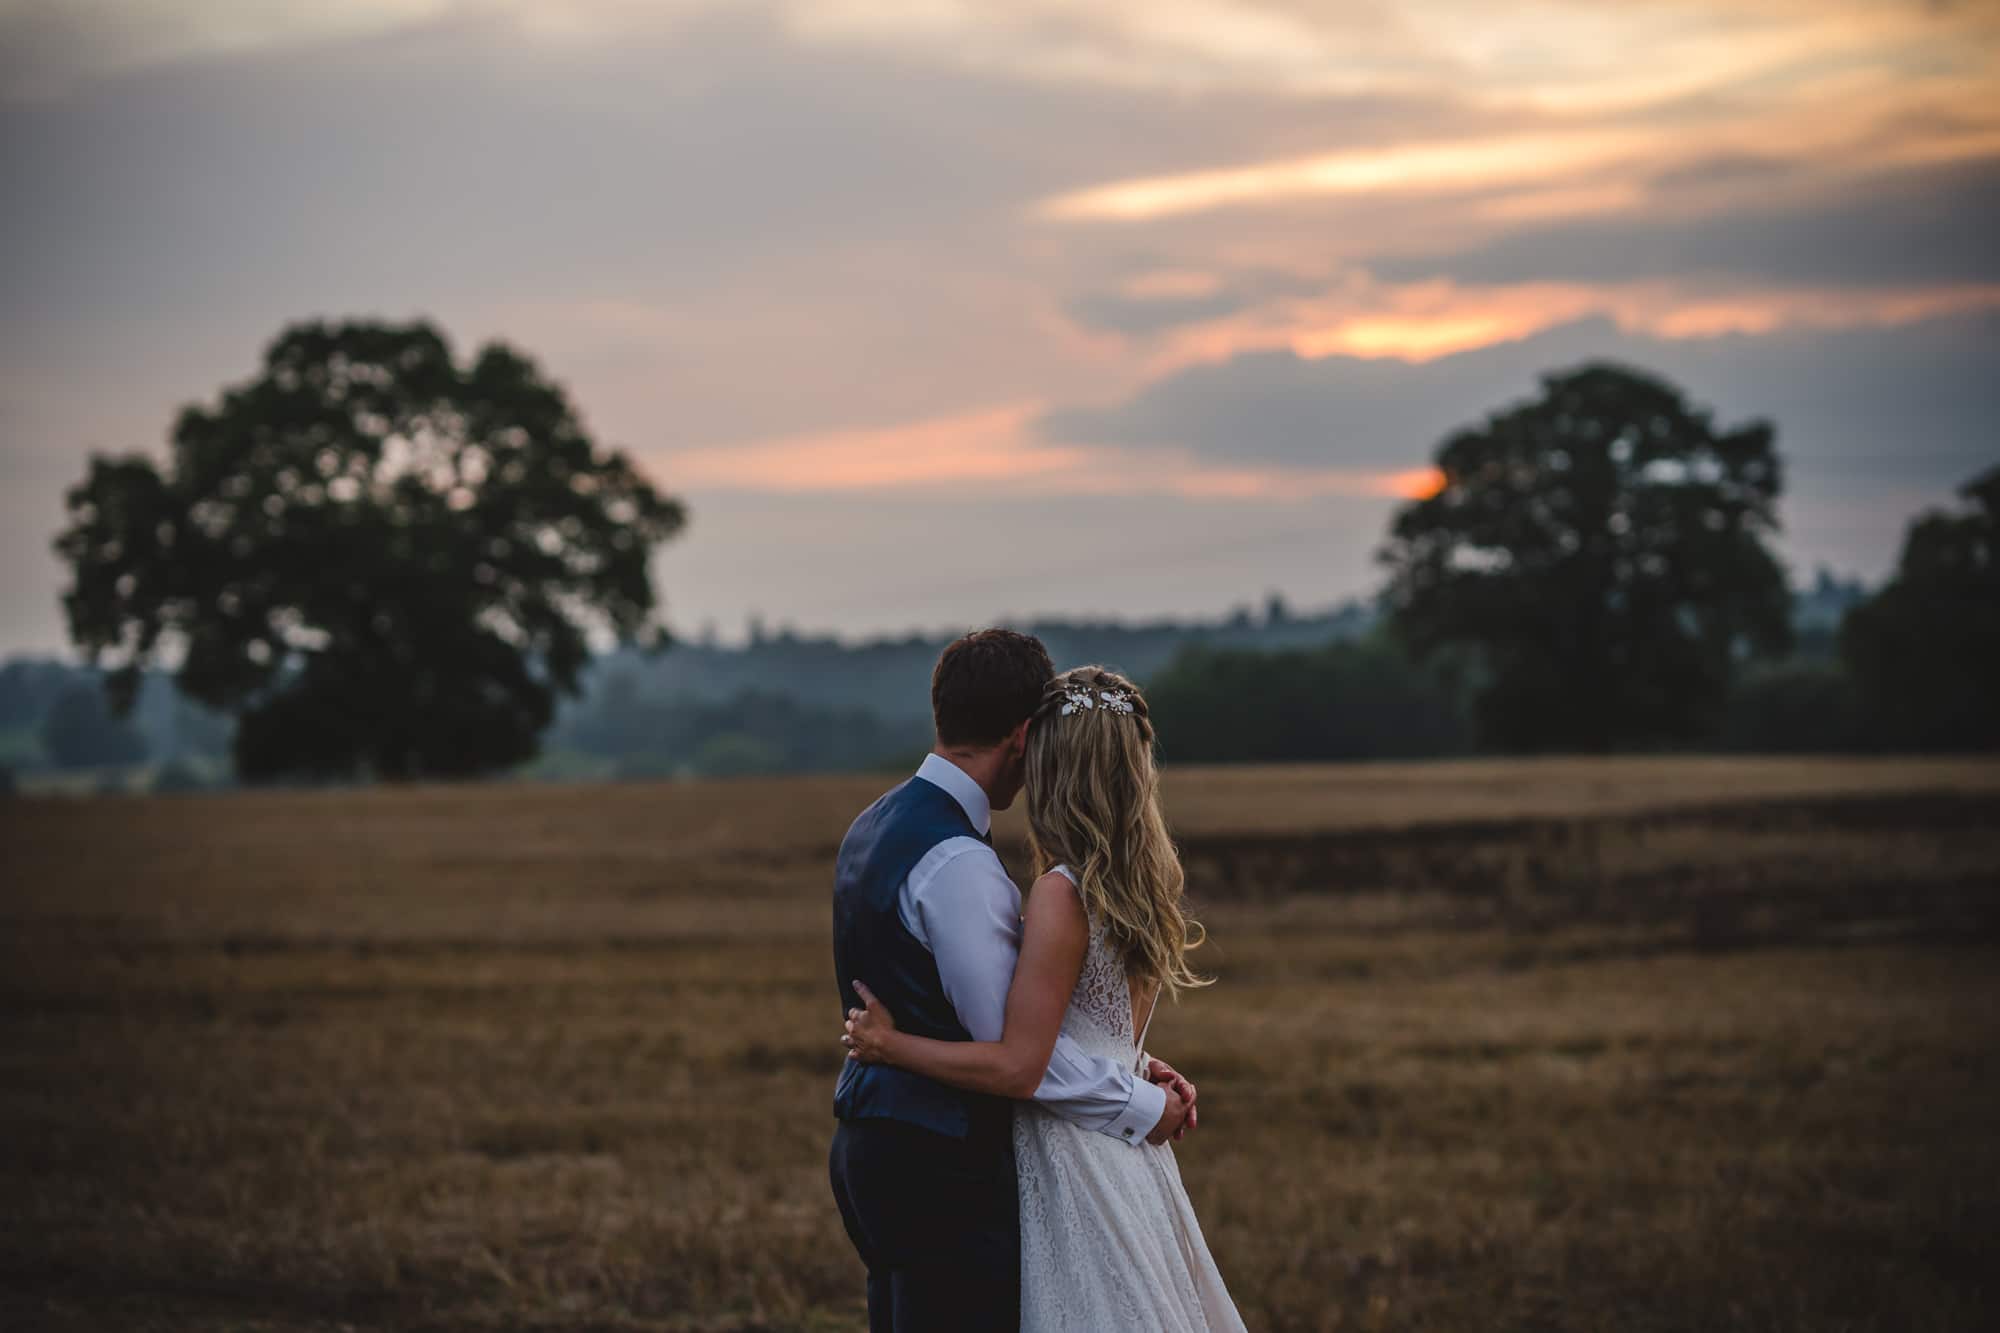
left=1099, top=1073, right=1167, bottom=1147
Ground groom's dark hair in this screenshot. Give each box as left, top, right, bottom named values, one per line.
left=932, top=628, right=1055, bottom=748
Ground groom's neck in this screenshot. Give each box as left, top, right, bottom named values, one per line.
left=933, top=744, right=1005, bottom=808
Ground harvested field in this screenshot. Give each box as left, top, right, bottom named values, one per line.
left=3, top=756, right=1996, bottom=1331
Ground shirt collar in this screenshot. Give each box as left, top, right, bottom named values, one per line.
left=915, top=752, right=992, bottom=836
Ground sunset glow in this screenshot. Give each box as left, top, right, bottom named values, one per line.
left=1135, top=281, right=2000, bottom=370
left=665, top=406, right=1079, bottom=493
left=4, top=0, right=1996, bottom=644
left=1039, top=110, right=2000, bottom=226
left=1391, top=467, right=1449, bottom=502
left=1038, top=130, right=1657, bottom=223
left=665, top=411, right=1448, bottom=506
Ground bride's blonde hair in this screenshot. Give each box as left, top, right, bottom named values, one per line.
left=1024, top=666, right=1211, bottom=997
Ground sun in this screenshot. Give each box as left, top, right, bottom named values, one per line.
left=1388, top=466, right=1447, bottom=501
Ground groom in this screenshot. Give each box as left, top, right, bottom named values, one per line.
left=828, top=628, right=1196, bottom=1332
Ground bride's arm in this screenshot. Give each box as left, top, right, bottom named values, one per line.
left=844, top=869, right=1087, bottom=1099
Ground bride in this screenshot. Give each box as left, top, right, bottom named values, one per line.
left=843, top=666, right=1246, bottom=1332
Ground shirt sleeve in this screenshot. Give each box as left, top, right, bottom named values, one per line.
left=914, top=844, right=1164, bottom=1147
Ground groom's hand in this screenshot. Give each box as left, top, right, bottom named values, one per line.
left=1145, top=1087, right=1189, bottom=1145
left=1145, top=1057, right=1198, bottom=1139
left=843, top=980, right=899, bottom=1064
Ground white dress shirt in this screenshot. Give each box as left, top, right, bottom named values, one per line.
left=897, top=753, right=1166, bottom=1146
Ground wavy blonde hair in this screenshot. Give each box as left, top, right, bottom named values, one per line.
left=1024, top=666, right=1211, bottom=997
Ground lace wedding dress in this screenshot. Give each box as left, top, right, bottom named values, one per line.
left=1013, top=866, right=1247, bottom=1332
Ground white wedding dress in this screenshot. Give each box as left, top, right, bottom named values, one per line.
left=1013, top=866, right=1247, bottom=1332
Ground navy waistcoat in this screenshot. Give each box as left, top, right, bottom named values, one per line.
left=832, top=775, right=1011, bottom=1144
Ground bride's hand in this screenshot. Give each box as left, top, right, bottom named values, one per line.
left=843, top=980, right=899, bottom=1064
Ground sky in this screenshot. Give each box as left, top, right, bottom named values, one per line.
left=3, top=0, right=1997, bottom=653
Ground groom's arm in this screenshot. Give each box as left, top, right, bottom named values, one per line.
left=907, top=842, right=1167, bottom=1146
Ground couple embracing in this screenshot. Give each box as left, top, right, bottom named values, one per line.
left=829, top=629, right=1244, bottom=1331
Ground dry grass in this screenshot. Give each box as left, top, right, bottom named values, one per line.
left=2, top=756, right=1997, bottom=1331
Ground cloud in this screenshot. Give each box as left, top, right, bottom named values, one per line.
left=1374, top=159, right=2000, bottom=289
left=0, top=0, right=454, bottom=96
left=663, top=405, right=1082, bottom=492
left=15, top=0, right=1997, bottom=127
left=1038, top=128, right=1662, bottom=223
left=654, top=401, right=1434, bottom=503
left=0, top=1, right=1366, bottom=325
left=0, top=1, right=1300, bottom=459
left=1033, top=91, right=2000, bottom=235
left=1066, top=288, right=1251, bottom=338
left=792, top=0, right=2000, bottom=120
left=1115, top=273, right=2000, bottom=369
left=1036, top=311, right=2000, bottom=503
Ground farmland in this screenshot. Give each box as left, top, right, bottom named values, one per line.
left=3, top=756, right=1997, bottom=1331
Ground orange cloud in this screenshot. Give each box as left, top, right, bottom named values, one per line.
left=658, top=404, right=1431, bottom=504
left=786, top=0, right=2000, bottom=122
left=1037, top=129, right=1656, bottom=223
left=1638, top=285, right=2000, bottom=339
left=663, top=405, right=1085, bottom=492
left=1297, top=311, right=1555, bottom=362
left=1157, top=465, right=1448, bottom=502
left=1033, top=27, right=2000, bottom=253
left=1140, top=279, right=2000, bottom=369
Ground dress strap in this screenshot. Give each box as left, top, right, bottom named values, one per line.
left=1132, top=985, right=1159, bottom=1071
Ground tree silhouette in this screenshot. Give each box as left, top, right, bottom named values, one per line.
left=1840, top=465, right=1999, bottom=750
left=54, top=320, right=685, bottom=781
left=1379, top=364, right=1790, bottom=751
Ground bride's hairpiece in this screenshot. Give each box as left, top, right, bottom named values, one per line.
left=1059, top=687, right=1137, bottom=717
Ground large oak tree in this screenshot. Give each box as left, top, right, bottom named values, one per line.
left=54, top=320, right=685, bottom=780
left=1379, top=364, right=1791, bottom=751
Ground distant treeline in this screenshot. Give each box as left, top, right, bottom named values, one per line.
left=1148, top=638, right=1471, bottom=762
left=0, top=595, right=1371, bottom=787
left=549, top=680, right=929, bottom=780
left=1147, top=571, right=1885, bottom=764
left=0, top=570, right=1913, bottom=787
left=1145, top=626, right=1909, bottom=766
left=588, top=594, right=1375, bottom=722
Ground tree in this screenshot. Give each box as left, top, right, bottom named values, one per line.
left=39, top=682, right=149, bottom=769
left=1147, top=638, right=1470, bottom=763
left=1379, top=364, right=1791, bottom=751
left=53, top=319, right=686, bottom=781
left=1840, top=466, right=1999, bottom=750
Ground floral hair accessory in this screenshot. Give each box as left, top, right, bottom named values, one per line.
left=1060, top=686, right=1136, bottom=716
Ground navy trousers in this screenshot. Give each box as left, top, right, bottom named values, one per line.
left=829, top=1117, right=1019, bottom=1333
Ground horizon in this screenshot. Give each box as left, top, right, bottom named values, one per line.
left=1, top=563, right=1877, bottom=668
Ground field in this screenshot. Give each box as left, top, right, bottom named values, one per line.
left=3, top=756, right=1998, bottom=1332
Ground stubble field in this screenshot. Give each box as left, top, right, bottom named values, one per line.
left=3, top=756, right=1998, bottom=1332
